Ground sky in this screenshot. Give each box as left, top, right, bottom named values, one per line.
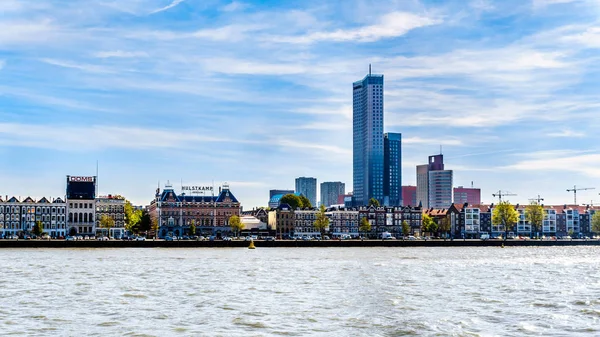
left=1, top=0, right=600, bottom=209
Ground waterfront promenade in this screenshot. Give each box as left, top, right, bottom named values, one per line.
left=1, top=239, right=599, bottom=248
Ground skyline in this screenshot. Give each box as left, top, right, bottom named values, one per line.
left=2, top=0, right=600, bottom=208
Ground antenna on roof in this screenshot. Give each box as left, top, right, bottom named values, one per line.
left=369, top=64, right=371, bottom=76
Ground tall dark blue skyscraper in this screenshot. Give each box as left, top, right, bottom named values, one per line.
left=384, top=133, right=402, bottom=206
left=353, top=67, right=384, bottom=206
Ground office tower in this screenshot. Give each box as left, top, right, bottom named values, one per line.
left=353, top=66, right=384, bottom=206
left=417, top=154, right=453, bottom=209
left=383, top=132, right=402, bottom=206
left=416, top=165, right=429, bottom=208
left=320, top=182, right=346, bottom=208
left=295, top=177, right=317, bottom=207
left=401, top=186, right=417, bottom=207
left=453, top=186, right=481, bottom=205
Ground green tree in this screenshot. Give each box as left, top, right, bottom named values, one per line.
left=402, top=220, right=410, bottom=237
left=124, top=201, right=142, bottom=232
left=591, top=212, right=600, bottom=236
left=32, top=221, right=44, bottom=237
left=313, top=205, right=330, bottom=238
left=568, top=229, right=574, bottom=238
left=359, top=217, right=371, bottom=239
left=492, top=201, right=519, bottom=240
left=189, top=220, right=196, bottom=236
left=229, top=215, right=244, bottom=237
left=280, top=194, right=302, bottom=210
left=299, top=195, right=312, bottom=209
left=368, top=198, right=380, bottom=207
left=99, top=215, right=115, bottom=237
left=525, top=202, right=544, bottom=238
left=421, top=214, right=435, bottom=234
left=151, top=216, right=159, bottom=239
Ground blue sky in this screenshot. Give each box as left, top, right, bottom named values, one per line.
left=1, top=0, right=600, bottom=208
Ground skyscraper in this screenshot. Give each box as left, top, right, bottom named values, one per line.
left=353, top=66, right=384, bottom=206
left=384, top=132, right=402, bottom=206
left=320, top=182, right=345, bottom=208
left=295, top=177, right=317, bottom=207
left=453, top=186, right=481, bottom=205
left=416, top=155, right=453, bottom=209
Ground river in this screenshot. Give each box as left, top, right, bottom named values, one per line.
left=0, top=247, right=599, bottom=336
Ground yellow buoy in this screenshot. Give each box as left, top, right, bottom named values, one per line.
left=501, top=243, right=505, bottom=248
left=248, top=240, right=256, bottom=249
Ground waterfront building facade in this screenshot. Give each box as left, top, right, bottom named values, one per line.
left=320, top=182, right=345, bottom=208
left=149, top=183, right=241, bottom=238
left=358, top=205, right=423, bottom=238
left=383, top=132, right=402, bottom=207
left=293, top=209, right=321, bottom=238
left=0, top=196, right=67, bottom=238
left=95, top=195, right=126, bottom=238
left=268, top=203, right=295, bottom=239
left=402, top=186, right=417, bottom=207
left=295, top=177, right=317, bottom=207
left=326, top=208, right=360, bottom=237
left=353, top=68, right=384, bottom=206
left=66, top=175, right=97, bottom=236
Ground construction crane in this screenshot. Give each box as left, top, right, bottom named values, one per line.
left=566, top=186, right=595, bottom=205
left=492, top=190, right=517, bottom=203
left=528, top=195, right=544, bottom=204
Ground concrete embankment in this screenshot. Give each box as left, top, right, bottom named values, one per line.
left=0, top=239, right=599, bottom=248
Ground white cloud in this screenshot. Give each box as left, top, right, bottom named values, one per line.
left=40, top=58, right=116, bottom=74
left=533, top=0, right=582, bottom=8
left=270, top=11, right=440, bottom=43
left=403, top=137, right=464, bottom=146
left=150, top=0, right=185, bottom=14
left=504, top=152, right=600, bottom=177
left=547, top=129, right=586, bottom=137
left=93, top=50, right=148, bottom=58
left=221, top=1, right=249, bottom=12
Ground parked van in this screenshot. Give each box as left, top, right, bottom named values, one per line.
left=480, top=234, right=490, bottom=241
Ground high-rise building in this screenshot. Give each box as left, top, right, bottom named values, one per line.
left=353, top=66, right=384, bottom=206
left=268, top=189, right=294, bottom=208
left=454, top=186, right=481, bottom=205
left=295, top=177, right=317, bottom=207
left=402, top=186, right=417, bottom=207
left=416, top=155, right=454, bottom=209
left=320, top=182, right=345, bottom=208
left=384, top=133, right=402, bottom=206
left=66, top=175, right=97, bottom=235
left=416, top=165, right=429, bottom=208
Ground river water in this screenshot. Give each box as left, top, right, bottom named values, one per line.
left=1, top=247, right=599, bottom=336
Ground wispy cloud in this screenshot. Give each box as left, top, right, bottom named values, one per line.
left=221, top=1, right=249, bottom=12
left=150, top=0, right=185, bottom=14
left=548, top=129, right=586, bottom=137
left=92, top=50, right=149, bottom=58
left=270, top=11, right=440, bottom=43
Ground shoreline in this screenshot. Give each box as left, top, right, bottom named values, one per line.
left=0, top=239, right=599, bottom=248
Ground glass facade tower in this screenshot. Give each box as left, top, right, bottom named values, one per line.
left=353, top=70, right=384, bottom=206
left=384, top=133, right=402, bottom=206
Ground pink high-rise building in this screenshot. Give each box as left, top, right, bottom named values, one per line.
left=453, top=186, right=481, bottom=205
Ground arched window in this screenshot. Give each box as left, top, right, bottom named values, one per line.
left=69, top=213, right=73, bottom=222
left=84, top=213, right=88, bottom=222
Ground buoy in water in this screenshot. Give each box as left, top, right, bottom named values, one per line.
left=501, top=243, right=505, bottom=248
left=248, top=240, right=256, bottom=249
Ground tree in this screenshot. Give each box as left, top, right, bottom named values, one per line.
left=151, top=216, right=159, bottom=239
left=189, top=220, right=196, bottom=236
left=492, top=201, right=519, bottom=241
left=229, top=215, right=244, bottom=237
left=280, top=194, right=302, bottom=209
left=525, top=202, right=544, bottom=238
left=313, top=205, right=330, bottom=238
left=124, top=201, right=142, bottom=232
left=32, top=221, right=43, bottom=237
left=592, top=212, right=600, bottom=236
left=568, top=229, right=574, bottom=238
left=138, top=210, right=151, bottom=234
left=368, top=198, right=380, bottom=207
left=99, top=215, right=115, bottom=237
left=359, top=217, right=371, bottom=239
left=402, top=220, right=410, bottom=238
left=299, top=195, right=312, bottom=209
left=421, top=214, right=435, bottom=234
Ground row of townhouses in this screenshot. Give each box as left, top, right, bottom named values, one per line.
left=0, top=194, right=125, bottom=238
left=425, top=203, right=600, bottom=239
left=263, top=204, right=424, bottom=238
